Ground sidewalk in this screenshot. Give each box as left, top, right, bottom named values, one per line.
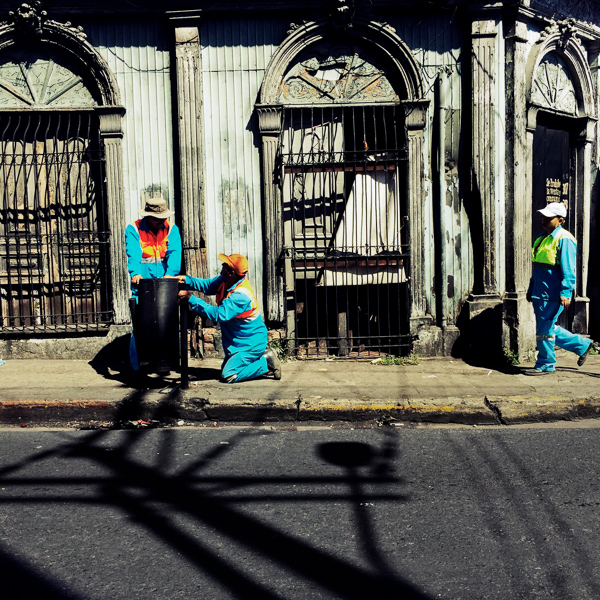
left=1, top=351, right=599, bottom=427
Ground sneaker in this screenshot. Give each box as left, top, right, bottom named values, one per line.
left=523, top=368, right=554, bottom=376
left=220, top=373, right=238, bottom=384
left=264, top=348, right=282, bottom=380
left=578, top=343, right=593, bottom=367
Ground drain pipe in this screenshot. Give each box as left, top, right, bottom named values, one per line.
left=437, top=70, right=448, bottom=331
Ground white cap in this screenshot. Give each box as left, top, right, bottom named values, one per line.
left=538, top=202, right=567, bottom=218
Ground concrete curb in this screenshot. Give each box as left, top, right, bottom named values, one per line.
left=2, top=393, right=599, bottom=428
left=486, top=396, right=600, bottom=425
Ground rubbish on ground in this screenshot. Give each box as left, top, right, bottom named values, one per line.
left=0, top=359, right=5, bottom=366
left=160, top=386, right=179, bottom=393
left=177, top=420, right=185, bottom=426
left=423, top=374, right=437, bottom=378
left=129, top=420, right=151, bottom=427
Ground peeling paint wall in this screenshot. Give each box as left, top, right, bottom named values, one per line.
left=393, top=12, right=473, bottom=325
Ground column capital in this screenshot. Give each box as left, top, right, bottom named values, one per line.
left=401, top=100, right=429, bottom=130
left=96, top=106, right=126, bottom=138
left=256, top=105, right=283, bottom=135
left=175, top=26, right=200, bottom=44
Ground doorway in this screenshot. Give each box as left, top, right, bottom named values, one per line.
left=532, top=117, right=574, bottom=328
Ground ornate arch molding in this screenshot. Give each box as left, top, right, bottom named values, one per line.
left=525, top=22, right=595, bottom=129
left=0, top=19, right=122, bottom=107
left=0, top=6, right=130, bottom=327
left=259, top=18, right=424, bottom=105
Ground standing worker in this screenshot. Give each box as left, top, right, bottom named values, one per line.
left=177, top=253, right=282, bottom=383
left=125, top=196, right=182, bottom=370
left=525, top=202, right=593, bottom=375
left=125, top=196, right=182, bottom=295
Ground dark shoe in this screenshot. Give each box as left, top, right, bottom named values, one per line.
left=578, top=343, right=593, bottom=367
left=220, top=373, right=238, bottom=384
left=264, top=348, right=282, bottom=380
left=523, top=368, right=554, bottom=376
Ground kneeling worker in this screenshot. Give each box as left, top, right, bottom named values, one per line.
left=177, top=253, right=281, bottom=383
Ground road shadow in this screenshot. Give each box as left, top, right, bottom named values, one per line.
left=555, top=366, right=600, bottom=378
left=0, top=428, right=431, bottom=600
left=0, top=546, right=85, bottom=600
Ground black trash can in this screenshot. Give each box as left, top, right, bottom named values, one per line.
left=135, top=278, right=180, bottom=374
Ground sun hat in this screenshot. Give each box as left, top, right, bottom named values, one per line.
left=139, top=196, right=175, bottom=219
left=218, top=253, right=249, bottom=275
left=538, top=202, right=567, bottom=218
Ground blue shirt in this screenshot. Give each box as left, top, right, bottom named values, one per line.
left=125, top=218, right=182, bottom=295
left=184, top=274, right=268, bottom=357
left=528, top=225, right=577, bottom=301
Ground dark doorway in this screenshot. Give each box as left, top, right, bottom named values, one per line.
left=532, top=119, right=574, bottom=328
left=532, top=122, right=571, bottom=239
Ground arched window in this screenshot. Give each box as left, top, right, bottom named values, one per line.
left=0, top=8, right=126, bottom=338
left=257, top=19, right=427, bottom=357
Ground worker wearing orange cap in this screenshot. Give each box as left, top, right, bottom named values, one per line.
left=177, top=253, right=281, bottom=383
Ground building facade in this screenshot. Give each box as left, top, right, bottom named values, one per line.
left=0, top=0, right=598, bottom=361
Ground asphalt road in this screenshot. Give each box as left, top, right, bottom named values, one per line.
left=1, top=423, right=600, bottom=600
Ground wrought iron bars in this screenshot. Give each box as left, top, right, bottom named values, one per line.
left=0, top=111, right=111, bottom=334
left=279, top=104, right=411, bottom=358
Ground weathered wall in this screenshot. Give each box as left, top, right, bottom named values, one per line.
left=80, top=16, right=175, bottom=226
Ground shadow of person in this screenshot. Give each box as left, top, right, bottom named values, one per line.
left=88, top=333, right=133, bottom=384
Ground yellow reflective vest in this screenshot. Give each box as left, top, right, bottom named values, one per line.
left=532, top=228, right=576, bottom=267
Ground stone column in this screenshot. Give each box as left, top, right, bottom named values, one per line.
left=97, top=106, right=128, bottom=326
left=173, top=24, right=209, bottom=280
left=467, top=8, right=504, bottom=363
left=503, top=6, right=536, bottom=358
left=586, top=42, right=600, bottom=337
left=471, top=12, right=500, bottom=295
left=402, top=100, right=431, bottom=334
left=257, top=105, right=283, bottom=324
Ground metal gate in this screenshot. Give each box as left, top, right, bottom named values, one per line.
left=279, top=104, right=411, bottom=358
left=0, top=111, right=111, bottom=335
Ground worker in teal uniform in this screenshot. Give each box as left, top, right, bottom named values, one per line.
left=125, top=196, right=182, bottom=298
left=177, top=253, right=282, bottom=383
left=125, top=196, right=182, bottom=371
left=525, top=202, right=593, bottom=375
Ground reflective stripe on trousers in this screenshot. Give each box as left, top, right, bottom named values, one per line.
left=532, top=298, right=591, bottom=371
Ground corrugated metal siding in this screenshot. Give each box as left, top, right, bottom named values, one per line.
left=79, top=17, right=175, bottom=227
left=200, top=17, right=289, bottom=308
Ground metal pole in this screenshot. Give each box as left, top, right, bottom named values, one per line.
left=180, top=297, right=189, bottom=389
